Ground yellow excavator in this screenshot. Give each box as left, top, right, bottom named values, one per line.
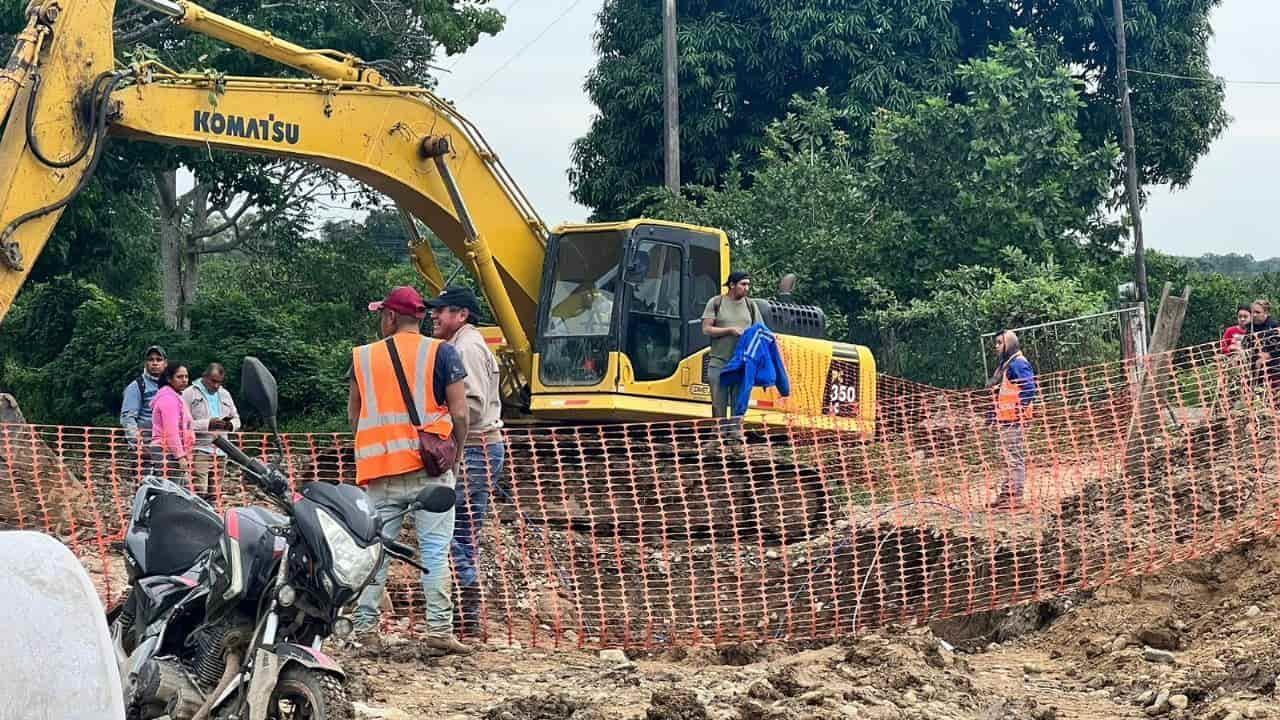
left=0, top=0, right=876, bottom=431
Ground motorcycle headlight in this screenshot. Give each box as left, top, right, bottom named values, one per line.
left=315, top=508, right=383, bottom=590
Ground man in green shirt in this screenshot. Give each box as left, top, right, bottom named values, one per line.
left=701, top=271, right=762, bottom=421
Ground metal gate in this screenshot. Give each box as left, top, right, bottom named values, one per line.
left=980, top=305, right=1148, bottom=393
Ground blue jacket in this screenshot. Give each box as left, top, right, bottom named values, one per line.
left=1004, top=355, right=1038, bottom=405
left=120, top=373, right=160, bottom=435
left=718, top=323, right=791, bottom=415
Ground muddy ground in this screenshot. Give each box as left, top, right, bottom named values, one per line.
left=336, top=533, right=1280, bottom=720
left=5, top=390, right=1276, bottom=719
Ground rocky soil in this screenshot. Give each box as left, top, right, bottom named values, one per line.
left=335, top=534, right=1280, bottom=720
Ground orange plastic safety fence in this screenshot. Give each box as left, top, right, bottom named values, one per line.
left=2, top=333, right=1279, bottom=650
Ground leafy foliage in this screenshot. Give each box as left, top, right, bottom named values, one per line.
left=1184, top=253, right=1280, bottom=277
left=644, top=35, right=1116, bottom=328
left=865, top=251, right=1109, bottom=388
left=0, top=216, right=427, bottom=429
left=860, top=34, right=1117, bottom=297
left=0, top=1, right=503, bottom=426
left=571, top=0, right=1227, bottom=219
left=1084, top=251, right=1280, bottom=351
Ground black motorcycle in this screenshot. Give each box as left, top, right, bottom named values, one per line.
left=108, top=357, right=452, bottom=720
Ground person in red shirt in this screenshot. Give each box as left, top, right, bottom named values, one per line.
left=1222, top=305, right=1252, bottom=355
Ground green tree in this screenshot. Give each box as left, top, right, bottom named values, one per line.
left=571, top=0, right=1226, bottom=219
left=865, top=251, right=1108, bottom=387
left=645, top=35, right=1115, bottom=326
left=861, top=33, right=1116, bottom=298
left=0, top=211, right=424, bottom=428
left=107, top=0, right=505, bottom=330
left=1186, top=253, right=1280, bottom=277
left=1083, top=250, right=1280, bottom=350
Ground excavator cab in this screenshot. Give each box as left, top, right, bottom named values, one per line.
left=529, top=219, right=876, bottom=430
left=534, top=221, right=723, bottom=413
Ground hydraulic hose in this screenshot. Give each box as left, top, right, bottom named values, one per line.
left=0, top=71, right=130, bottom=266
left=24, top=71, right=113, bottom=168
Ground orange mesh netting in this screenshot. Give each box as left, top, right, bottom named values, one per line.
left=2, top=334, right=1278, bottom=650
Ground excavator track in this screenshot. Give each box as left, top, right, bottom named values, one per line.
left=500, top=426, right=837, bottom=545
left=290, top=427, right=837, bottom=545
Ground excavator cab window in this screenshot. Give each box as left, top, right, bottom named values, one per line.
left=623, top=240, right=683, bottom=381
left=686, top=235, right=721, bottom=356
left=538, top=230, right=625, bottom=386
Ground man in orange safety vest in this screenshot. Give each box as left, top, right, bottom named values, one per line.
left=348, top=286, right=471, bottom=654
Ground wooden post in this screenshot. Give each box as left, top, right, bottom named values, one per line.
left=1124, top=283, right=1192, bottom=477
left=662, top=0, right=680, bottom=193
left=1113, top=0, right=1148, bottom=303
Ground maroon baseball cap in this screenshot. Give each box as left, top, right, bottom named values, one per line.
left=368, top=286, right=427, bottom=319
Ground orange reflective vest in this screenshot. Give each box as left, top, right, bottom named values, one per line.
left=995, top=351, right=1032, bottom=423
left=352, top=333, right=454, bottom=485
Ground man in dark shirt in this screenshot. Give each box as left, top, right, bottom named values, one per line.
left=1246, top=299, right=1280, bottom=401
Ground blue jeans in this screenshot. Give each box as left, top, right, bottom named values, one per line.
left=451, top=442, right=505, bottom=588
left=998, top=423, right=1027, bottom=496
left=707, top=359, right=745, bottom=441
left=353, top=468, right=456, bottom=635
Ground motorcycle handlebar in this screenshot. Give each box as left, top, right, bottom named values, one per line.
left=212, top=436, right=288, bottom=497
left=384, top=539, right=416, bottom=558
left=213, top=436, right=267, bottom=476
left=382, top=539, right=429, bottom=574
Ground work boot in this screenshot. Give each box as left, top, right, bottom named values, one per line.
left=423, top=632, right=472, bottom=655
left=345, top=622, right=383, bottom=651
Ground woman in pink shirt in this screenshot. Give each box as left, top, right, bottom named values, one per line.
left=150, top=362, right=196, bottom=482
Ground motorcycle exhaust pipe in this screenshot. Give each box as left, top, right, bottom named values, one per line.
left=191, top=649, right=243, bottom=720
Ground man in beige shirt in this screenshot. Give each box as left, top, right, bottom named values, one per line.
left=429, top=286, right=505, bottom=638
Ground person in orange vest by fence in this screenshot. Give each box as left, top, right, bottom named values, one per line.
left=987, top=330, right=1037, bottom=510
left=348, top=286, right=472, bottom=654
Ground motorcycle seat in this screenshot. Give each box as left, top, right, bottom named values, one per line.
left=143, top=493, right=223, bottom=576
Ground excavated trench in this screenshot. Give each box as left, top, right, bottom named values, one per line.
left=465, top=410, right=1274, bottom=648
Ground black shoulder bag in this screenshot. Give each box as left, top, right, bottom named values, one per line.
left=384, top=336, right=458, bottom=476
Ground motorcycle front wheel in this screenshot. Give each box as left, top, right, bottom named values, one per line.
left=268, top=667, right=352, bottom=720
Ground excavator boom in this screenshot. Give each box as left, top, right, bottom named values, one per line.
left=0, top=0, right=878, bottom=432
left=0, top=0, right=546, bottom=381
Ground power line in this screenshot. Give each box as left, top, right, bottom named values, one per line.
left=460, top=0, right=585, bottom=101
left=1128, top=68, right=1280, bottom=87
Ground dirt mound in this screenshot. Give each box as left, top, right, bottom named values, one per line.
left=644, top=689, right=708, bottom=720
left=335, top=533, right=1280, bottom=719
left=994, top=535, right=1280, bottom=720
left=0, top=415, right=105, bottom=535
left=503, top=430, right=833, bottom=544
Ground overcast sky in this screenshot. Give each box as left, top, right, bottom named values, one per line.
left=431, top=0, right=1278, bottom=259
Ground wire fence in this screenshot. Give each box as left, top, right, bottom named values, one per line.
left=979, top=306, right=1148, bottom=385
left=2, top=332, right=1279, bottom=649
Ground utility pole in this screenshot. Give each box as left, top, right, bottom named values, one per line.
left=1113, top=0, right=1148, bottom=303
left=662, top=0, right=680, bottom=192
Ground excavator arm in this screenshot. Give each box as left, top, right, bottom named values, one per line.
left=1, top=0, right=880, bottom=432
left=0, top=0, right=547, bottom=380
